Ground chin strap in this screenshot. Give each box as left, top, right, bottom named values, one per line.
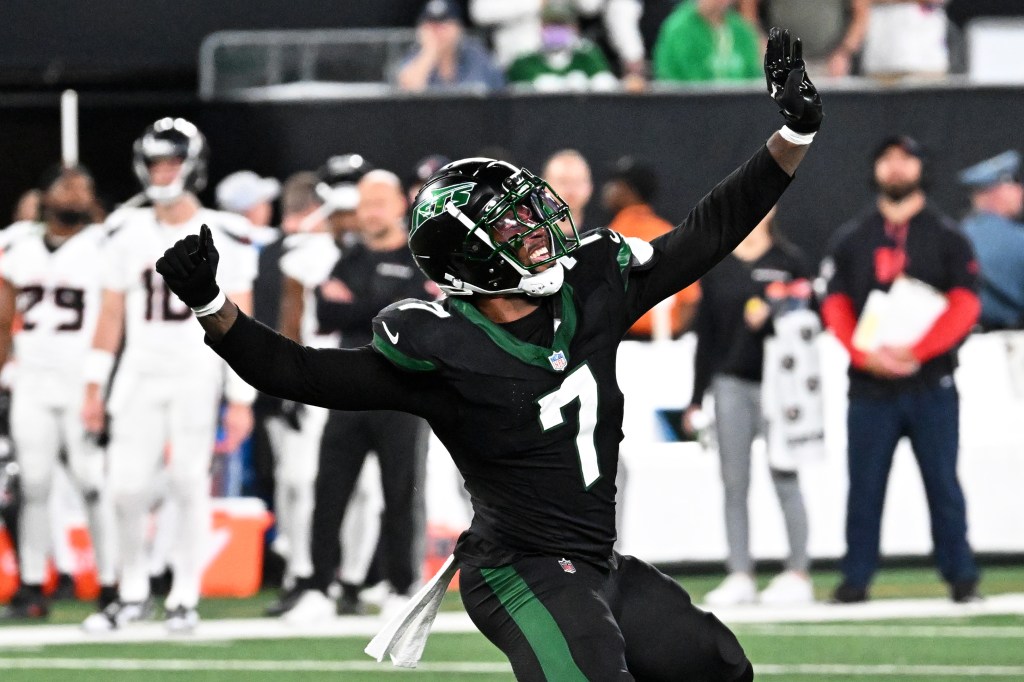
left=518, top=261, right=564, bottom=296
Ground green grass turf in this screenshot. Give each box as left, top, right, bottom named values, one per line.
left=1, top=565, right=1022, bottom=681
left=6, top=564, right=1022, bottom=627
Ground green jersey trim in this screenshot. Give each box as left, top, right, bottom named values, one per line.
left=449, top=284, right=578, bottom=372
left=480, top=565, right=589, bottom=681
left=371, top=332, right=438, bottom=372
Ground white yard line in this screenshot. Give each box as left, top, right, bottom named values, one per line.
left=2, top=658, right=1024, bottom=677
left=736, top=624, right=1024, bottom=638
left=0, top=594, right=1022, bottom=649
left=756, top=664, right=1024, bottom=677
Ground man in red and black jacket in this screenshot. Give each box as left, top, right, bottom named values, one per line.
left=821, top=135, right=982, bottom=604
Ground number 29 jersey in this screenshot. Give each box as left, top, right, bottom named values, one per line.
left=102, top=207, right=258, bottom=374
left=0, top=221, right=105, bottom=378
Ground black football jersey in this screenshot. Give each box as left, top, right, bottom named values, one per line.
left=210, top=144, right=793, bottom=568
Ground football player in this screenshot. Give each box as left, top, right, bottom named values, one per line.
left=0, top=166, right=117, bottom=619
left=81, top=118, right=258, bottom=633
left=157, top=30, right=820, bottom=680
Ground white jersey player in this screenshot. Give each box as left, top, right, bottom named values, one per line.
left=80, top=118, right=258, bottom=633
left=0, top=167, right=117, bottom=620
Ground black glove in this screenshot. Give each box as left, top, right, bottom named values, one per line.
left=155, top=223, right=221, bottom=309
left=764, top=27, right=823, bottom=134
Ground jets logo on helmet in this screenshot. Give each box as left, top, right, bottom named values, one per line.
left=133, top=117, right=209, bottom=204
left=411, top=182, right=475, bottom=233
left=407, top=158, right=581, bottom=298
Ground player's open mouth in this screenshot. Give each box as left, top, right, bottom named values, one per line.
left=528, top=245, right=551, bottom=264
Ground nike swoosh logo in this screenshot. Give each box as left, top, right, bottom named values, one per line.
left=382, top=321, right=399, bottom=344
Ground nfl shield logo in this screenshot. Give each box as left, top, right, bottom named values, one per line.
left=558, top=558, right=576, bottom=574
left=548, top=350, right=568, bottom=372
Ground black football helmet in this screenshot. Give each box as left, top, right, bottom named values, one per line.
left=408, top=158, right=580, bottom=297
left=316, top=153, right=373, bottom=212
left=133, top=118, right=209, bottom=204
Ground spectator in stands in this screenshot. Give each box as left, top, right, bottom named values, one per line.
left=738, top=0, right=870, bottom=77
left=683, top=206, right=814, bottom=606
left=602, top=156, right=700, bottom=339
left=12, top=189, right=42, bottom=223
left=958, top=150, right=1024, bottom=331
left=821, top=135, right=981, bottom=604
left=470, top=0, right=648, bottom=90
left=542, top=149, right=594, bottom=232
left=506, top=1, right=618, bottom=92
left=860, top=1, right=950, bottom=80
left=396, top=0, right=504, bottom=93
left=653, top=0, right=762, bottom=83
left=406, top=154, right=451, bottom=205
left=216, top=170, right=281, bottom=245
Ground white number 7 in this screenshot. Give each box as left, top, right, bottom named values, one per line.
left=537, top=364, right=601, bottom=489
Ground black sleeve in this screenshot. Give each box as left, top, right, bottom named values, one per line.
left=689, top=293, right=716, bottom=407
left=208, top=312, right=445, bottom=419
left=625, top=144, right=792, bottom=322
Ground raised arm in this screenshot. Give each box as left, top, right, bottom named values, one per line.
left=625, top=28, right=821, bottom=319
left=155, top=226, right=445, bottom=419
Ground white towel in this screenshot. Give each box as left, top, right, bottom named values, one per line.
left=762, top=309, right=826, bottom=471
left=364, top=554, right=460, bottom=668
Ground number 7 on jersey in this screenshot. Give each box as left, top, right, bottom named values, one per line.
left=537, top=364, right=601, bottom=489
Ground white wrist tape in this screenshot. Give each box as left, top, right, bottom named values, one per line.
left=191, top=290, right=226, bottom=317
left=84, top=349, right=116, bottom=387
left=779, top=126, right=817, bottom=145
left=224, top=366, right=257, bottom=405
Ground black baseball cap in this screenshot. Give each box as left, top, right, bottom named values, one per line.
left=419, top=0, right=462, bottom=23
left=872, top=135, right=926, bottom=164
left=608, top=156, right=658, bottom=204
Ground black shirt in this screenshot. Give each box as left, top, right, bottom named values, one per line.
left=690, top=242, right=811, bottom=406
left=824, top=204, right=979, bottom=397
left=315, top=241, right=430, bottom=349
left=209, top=145, right=793, bottom=568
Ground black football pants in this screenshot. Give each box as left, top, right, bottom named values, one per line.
left=460, top=553, right=753, bottom=682
left=309, top=409, right=428, bottom=595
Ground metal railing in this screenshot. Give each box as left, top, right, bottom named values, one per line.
left=198, top=28, right=419, bottom=100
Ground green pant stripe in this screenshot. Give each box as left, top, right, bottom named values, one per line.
left=480, top=565, right=588, bottom=681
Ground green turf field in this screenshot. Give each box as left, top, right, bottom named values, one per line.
left=2, top=566, right=1023, bottom=681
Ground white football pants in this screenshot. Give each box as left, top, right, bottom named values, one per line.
left=106, top=369, right=220, bottom=610
left=11, top=371, right=117, bottom=586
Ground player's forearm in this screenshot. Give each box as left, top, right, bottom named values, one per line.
left=766, top=132, right=810, bottom=177
left=643, top=144, right=792, bottom=304
left=196, top=299, right=240, bottom=344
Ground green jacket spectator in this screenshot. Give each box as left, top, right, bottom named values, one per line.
left=507, top=39, right=617, bottom=91
left=653, top=0, right=762, bottom=82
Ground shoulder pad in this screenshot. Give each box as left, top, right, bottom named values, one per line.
left=208, top=211, right=254, bottom=245
left=0, top=221, right=43, bottom=251
left=371, top=298, right=452, bottom=372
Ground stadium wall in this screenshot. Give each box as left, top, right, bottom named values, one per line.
left=2, top=86, right=1021, bottom=263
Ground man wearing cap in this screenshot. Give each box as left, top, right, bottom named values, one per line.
left=396, top=0, right=504, bottom=93
left=959, top=151, right=1024, bottom=332
left=216, top=170, right=280, bottom=245
left=0, top=166, right=117, bottom=620
left=603, top=157, right=701, bottom=339
left=820, top=135, right=982, bottom=604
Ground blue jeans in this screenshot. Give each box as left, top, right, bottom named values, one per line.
left=842, top=381, right=978, bottom=588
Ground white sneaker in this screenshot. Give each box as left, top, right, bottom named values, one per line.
left=759, top=571, right=814, bottom=606
left=81, top=599, right=152, bottom=633
left=282, top=589, right=336, bottom=625
left=704, top=573, right=758, bottom=607
left=165, top=605, right=200, bottom=633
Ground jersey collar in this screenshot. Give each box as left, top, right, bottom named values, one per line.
left=449, top=284, right=578, bottom=372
